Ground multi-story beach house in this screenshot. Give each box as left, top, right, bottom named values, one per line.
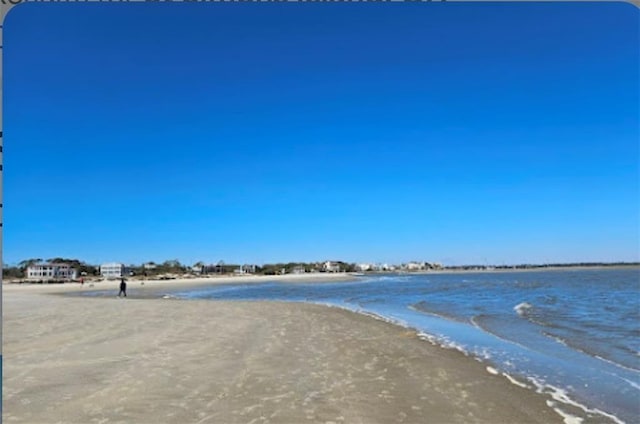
left=405, top=261, right=426, bottom=271
left=100, top=262, right=130, bottom=279
left=322, top=261, right=341, bottom=273
left=236, top=264, right=256, bottom=274
left=26, top=263, right=77, bottom=281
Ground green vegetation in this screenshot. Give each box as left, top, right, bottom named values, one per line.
left=2, top=258, right=637, bottom=281
left=3, top=258, right=98, bottom=279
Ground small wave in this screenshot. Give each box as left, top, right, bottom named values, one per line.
left=470, top=314, right=534, bottom=351
left=365, top=275, right=412, bottom=283
left=593, top=354, right=640, bottom=374
left=513, top=302, right=558, bottom=328
left=486, top=366, right=530, bottom=389
left=542, top=331, right=569, bottom=347
left=514, top=302, right=533, bottom=316
left=409, top=302, right=466, bottom=323
left=621, top=377, right=640, bottom=391
left=540, top=331, right=640, bottom=374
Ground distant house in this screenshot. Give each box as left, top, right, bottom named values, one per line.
left=323, top=261, right=341, bottom=273
left=143, top=263, right=157, bottom=270
left=373, top=263, right=391, bottom=272
left=27, top=263, right=77, bottom=281
left=100, top=262, right=130, bottom=279
left=424, top=262, right=443, bottom=270
left=405, top=261, right=426, bottom=271
left=240, top=264, right=256, bottom=274
left=356, top=263, right=372, bottom=272
left=291, top=266, right=306, bottom=274
left=203, top=264, right=224, bottom=274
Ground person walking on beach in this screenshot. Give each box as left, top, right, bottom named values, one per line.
left=118, top=278, right=127, bottom=297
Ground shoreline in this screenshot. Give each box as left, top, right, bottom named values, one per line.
left=3, top=284, right=571, bottom=423
left=4, top=268, right=633, bottom=423
left=399, top=264, right=640, bottom=275
left=1, top=272, right=360, bottom=296
left=4, top=264, right=638, bottom=295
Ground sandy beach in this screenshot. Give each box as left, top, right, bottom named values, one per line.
left=3, top=276, right=564, bottom=424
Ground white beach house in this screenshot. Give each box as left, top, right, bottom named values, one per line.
left=26, top=263, right=77, bottom=281
left=323, top=261, right=341, bottom=273
left=100, top=262, right=130, bottom=279
left=405, top=261, right=426, bottom=271
left=241, top=264, right=256, bottom=274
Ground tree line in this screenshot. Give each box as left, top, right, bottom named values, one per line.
left=1, top=258, right=360, bottom=279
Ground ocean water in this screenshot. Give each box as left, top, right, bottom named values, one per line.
left=160, top=268, right=640, bottom=423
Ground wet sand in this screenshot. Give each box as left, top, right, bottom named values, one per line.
left=3, top=281, right=563, bottom=424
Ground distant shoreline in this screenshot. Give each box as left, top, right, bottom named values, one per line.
left=405, top=264, right=640, bottom=275
left=3, top=264, right=638, bottom=289
left=1, top=272, right=360, bottom=295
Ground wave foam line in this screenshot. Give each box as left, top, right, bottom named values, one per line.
left=546, top=400, right=584, bottom=424
left=594, top=354, right=640, bottom=374
left=315, top=301, right=625, bottom=424
left=529, top=379, right=625, bottom=424
left=621, top=377, right=640, bottom=391
left=486, top=366, right=530, bottom=389
left=314, top=301, right=474, bottom=358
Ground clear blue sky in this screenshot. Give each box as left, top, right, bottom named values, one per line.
left=4, top=2, right=639, bottom=266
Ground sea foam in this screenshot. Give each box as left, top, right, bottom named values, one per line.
left=514, top=302, right=533, bottom=316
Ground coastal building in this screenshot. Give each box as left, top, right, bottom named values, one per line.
left=323, top=261, right=341, bottom=273
left=356, top=263, right=372, bottom=272
left=200, top=264, right=218, bottom=275
left=231, top=265, right=257, bottom=275
left=143, top=262, right=157, bottom=270
left=240, top=264, right=256, bottom=274
left=405, top=261, right=426, bottom=271
left=100, top=262, right=130, bottom=279
left=291, top=266, right=306, bottom=274
left=200, top=263, right=236, bottom=274
left=26, top=263, right=77, bottom=280
left=373, top=263, right=391, bottom=272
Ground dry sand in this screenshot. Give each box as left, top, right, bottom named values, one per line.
left=3, top=276, right=564, bottom=424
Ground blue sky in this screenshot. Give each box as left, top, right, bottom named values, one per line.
left=3, top=2, right=639, bottom=266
